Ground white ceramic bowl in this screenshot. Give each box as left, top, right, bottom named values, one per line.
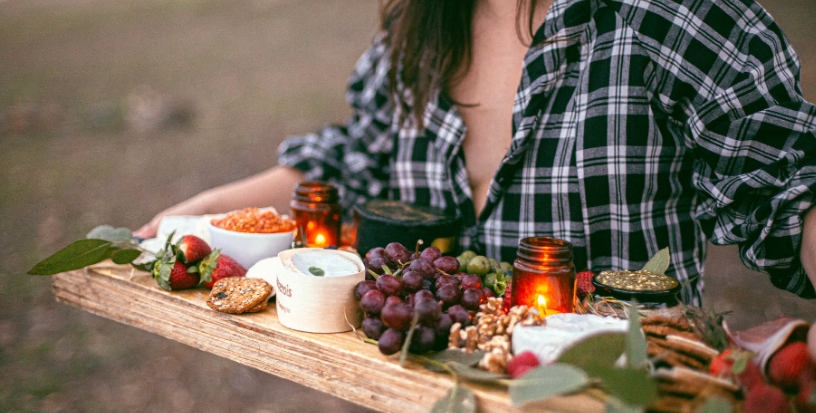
left=206, top=220, right=295, bottom=269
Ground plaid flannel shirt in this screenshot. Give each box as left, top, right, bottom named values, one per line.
left=279, top=0, right=816, bottom=304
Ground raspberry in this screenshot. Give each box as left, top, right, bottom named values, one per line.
left=507, top=351, right=540, bottom=379
left=769, top=342, right=815, bottom=391
left=575, top=271, right=595, bottom=299
left=743, top=383, right=791, bottom=413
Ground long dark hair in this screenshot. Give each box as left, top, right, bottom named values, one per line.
left=381, top=0, right=540, bottom=124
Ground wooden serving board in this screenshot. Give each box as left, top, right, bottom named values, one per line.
left=52, top=264, right=603, bottom=413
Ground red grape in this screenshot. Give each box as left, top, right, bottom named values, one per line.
left=367, top=257, right=389, bottom=275
left=435, top=284, right=462, bottom=306
left=354, top=280, right=376, bottom=301
left=409, top=324, right=436, bottom=354
left=461, top=288, right=485, bottom=311
left=414, top=299, right=442, bottom=325
left=452, top=272, right=468, bottom=282
left=414, top=289, right=436, bottom=303
left=433, top=256, right=460, bottom=274
left=385, top=295, right=404, bottom=305
left=401, top=270, right=424, bottom=293
left=435, top=275, right=460, bottom=289
left=481, top=287, right=495, bottom=299
left=360, top=289, right=386, bottom=314
left=422, top=278, right=434, bottom=291
left=385, top=242, right=411, bottom=263
left=447, top=304, right=472, bottom=326
left=381, top=302, right=413, bottom=331
left=366, top=247, right=387, bottom=259
left=362, top=316, right=385, bottom=340
left=376, top=274, right=403, bottom=296
left=461, top=274, right=482, bottom=290
left=408, top=258, right=435, bottom=279
left=420, top=246, right=441, bottom=263
left=378, top=328, right=405, bottom=355
left=434, top=314, right=454, bottom=350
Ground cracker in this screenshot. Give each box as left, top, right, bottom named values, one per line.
left=665, top=335, right=719, bottom=361
left=641, top=316, right=692, bottom=331
left=246, top=298, right=269, bottom=313
left=643, top=324, right=701, bottom=340
left=648, top=396, right=694, bottom=413
left=207, top=277, right=271, bottom=314
left=647, top=341, right=706, bottom=370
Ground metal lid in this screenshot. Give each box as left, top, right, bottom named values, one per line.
left=354, top=199, right=458, bottom=227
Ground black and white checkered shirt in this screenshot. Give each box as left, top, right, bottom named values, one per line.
left=279, top=0, right=816, bottom=304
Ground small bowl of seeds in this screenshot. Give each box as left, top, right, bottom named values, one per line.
left=591, top=270, right=681, bottom=302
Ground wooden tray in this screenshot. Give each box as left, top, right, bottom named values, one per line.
left=52, top=263, right=603, bottom=413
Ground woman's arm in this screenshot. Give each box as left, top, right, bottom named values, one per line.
left=802, top=207, right=816, bottom=288
left=134, top=166, right=304, bottom=238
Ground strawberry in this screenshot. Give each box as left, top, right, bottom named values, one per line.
left=575, top=271, right=595, bottom=299
left=743, top=383, right=791, bottom=413
left=152, top=256, right=199, bottom=291
left=177, top=235, right=211, bottom=264
left=739, top=360, right=766, bottom=391
left=199, top=250, right=247, bottom=289
left=769, top=342, right=815, bottom=391
left=797, top=366, right=816, bottom=413
left=507, top=351, right=540, bottom=378
left=710, top=349, right=735, bottom=378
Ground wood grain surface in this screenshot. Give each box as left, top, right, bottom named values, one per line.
left=52, top=263, right=603, bottom=413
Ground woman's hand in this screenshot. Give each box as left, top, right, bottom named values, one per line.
left=134, top=193, right=214, bottom=239
left=133, top=166, right=305, bottom=239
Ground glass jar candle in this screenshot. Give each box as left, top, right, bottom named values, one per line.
left=290, top=182, right=341, bottom=248
left=510, top=237, right=576, bottom=316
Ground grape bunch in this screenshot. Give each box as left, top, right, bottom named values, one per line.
left=455, top=250, right=512, bottom=297
left=355, top=242, right=512, bottom=356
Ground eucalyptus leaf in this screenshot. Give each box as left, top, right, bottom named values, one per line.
left=695, top=396, right=733, bottom=413
left=557, top=333, right=626, bottom=376
left=625, top=300, right=647, bottom=369
left=430, top=385, right=476, bottom=413
left=309, top=266, right=325, bottom=276
left=28, top=239, right=116, bottom=275
left=594, top=367, right=658, bottom=406
left=448, top=362, right=507, bottom=382
left=423, top=350, right=486, bottom=372
left=111, top=249, right=142, bottom=265
left=605, top=396, right=644, bottom=413
left=86, top=225, right=133, bottom=243
left=131, top=262, right=152, bottom=272
left=640, top=247, right=670, bottom=275
left=508, top=363, right=589, bottom=406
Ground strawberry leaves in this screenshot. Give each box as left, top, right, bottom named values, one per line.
left=198, top=249, right=221, bottom=285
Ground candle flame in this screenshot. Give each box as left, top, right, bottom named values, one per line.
left=537, top=295, right=546, bottom=307
left=316, top=233, right=326, bottom=244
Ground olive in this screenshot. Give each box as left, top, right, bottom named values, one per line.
left=466, top=256, right=491, bottom=277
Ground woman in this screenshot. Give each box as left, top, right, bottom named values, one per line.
left=135, top=0, right=816, bottom=305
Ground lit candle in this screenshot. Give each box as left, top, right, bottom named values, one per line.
left=315, top=233, right=327, bottom=247
left=536, top=295, right=549, bottom=317
left=510, top=237, right=576, bottom=314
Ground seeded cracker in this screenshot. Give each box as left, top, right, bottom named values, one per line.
left=207, top=277, right=271, bottom=314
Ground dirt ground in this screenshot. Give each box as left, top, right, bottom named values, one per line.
left=0, top=0, right=814, bottom=411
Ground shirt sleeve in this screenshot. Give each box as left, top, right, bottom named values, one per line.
left=654, top=2, right=816, bottom=297
left=278, top=32, right=394, bottom=213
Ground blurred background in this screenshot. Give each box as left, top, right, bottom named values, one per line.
left=0, top=0, right=814, bottom=411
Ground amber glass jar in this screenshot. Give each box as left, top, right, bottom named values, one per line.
left=510, top=237, right=576, bottom=315
left=290, top=182, right=341, bottom=248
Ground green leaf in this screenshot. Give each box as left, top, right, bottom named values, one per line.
left=625, top=300, right=647, bottom=369
left=423, top=350, right=486, bottom=372
left=400, top=312, right=420, bottom=367
left=29, top=239, right=116, bottom=275
left=111, top=249, right=142, bottom=265
left=594, top=367, right=657, bottom=406
left=605, top=396, right=644, bottom=413
left=557, top=333, right=627, bottom=376
left=131, top=262, right=152, bottom=272
left=86, top=225, right=133, bottom=242
left=508, top=364, right=589, bottom=406
left=309, top=266, right=325, bottom=276
left=640, top=247, right=670, bottom=275
left=694, top=396, right=733, bottom=413
left=430, top=385, right=476, bottom=413
left=198, top=249, right=221, bottom=284
left=447, top=362, right=507, bottom=382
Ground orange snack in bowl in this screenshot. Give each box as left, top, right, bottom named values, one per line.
left=211, top=207, right=297, bottom=234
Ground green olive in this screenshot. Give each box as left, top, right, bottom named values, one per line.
left=499, top=262, right=513, bottom=273
left=488, top=258, right=500, bottom=272
left=457, top=256, right=469, bottom=269
left=458, top=250, right=477, bottom=262
left=467, top=256, right=491, bottom=277
left=493, top=280, right=507, bottom=295
left=484, top=272, right=498, bottom=288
